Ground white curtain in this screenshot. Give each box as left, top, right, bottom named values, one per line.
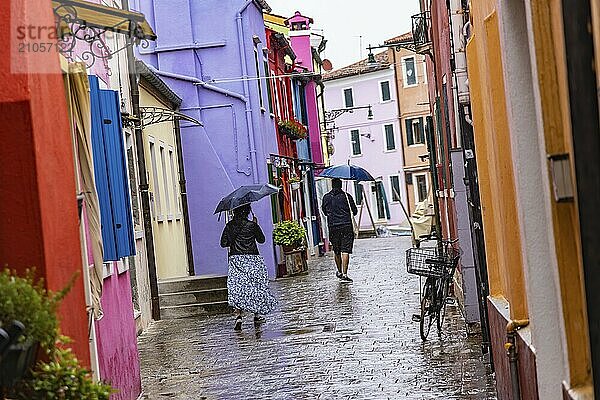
left=68, top=62, right=104, bottom=320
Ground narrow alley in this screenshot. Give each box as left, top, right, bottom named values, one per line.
left=138, top=237, right=496, bottom=400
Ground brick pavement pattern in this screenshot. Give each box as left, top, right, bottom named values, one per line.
left=138, top=237, right=497, bottom=399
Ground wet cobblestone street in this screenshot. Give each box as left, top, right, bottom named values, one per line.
left=138, top=237, right=497, bottom=399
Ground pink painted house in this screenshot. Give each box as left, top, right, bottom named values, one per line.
left=323, top=52, right=408, bottom=231
left=286, top=12, right=324, bottom=167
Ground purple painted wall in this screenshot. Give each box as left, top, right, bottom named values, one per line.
left=137, top=0, right=278, bottom=277
left=287, top=12, right=324, bottom=167
left=95, top=270, right=142, bottom=400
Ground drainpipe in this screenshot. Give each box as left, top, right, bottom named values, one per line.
left=505, top=319, right=529, bottom=400
left=145, top=65, right=247, bottom=102
left=173, top=119, right=195, bottom=276
left=123, top=0, right=160, bottom=320
left=236, top=0, right=260, bottom=183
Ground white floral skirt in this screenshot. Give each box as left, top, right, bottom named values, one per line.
left=227, top=255, right=277, bottom=315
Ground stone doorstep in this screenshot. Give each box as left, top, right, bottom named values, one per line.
left=158, top=275, right=228, bottom=295
left=160, top=301, right=233, bottom=320
left=159, top=288, right=229, bottom=307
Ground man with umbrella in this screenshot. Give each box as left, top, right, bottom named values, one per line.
left=322, top=178, right=359, bottom=282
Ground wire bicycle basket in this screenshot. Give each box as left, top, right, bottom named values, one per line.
left=406, top=246, right=460, bottom=278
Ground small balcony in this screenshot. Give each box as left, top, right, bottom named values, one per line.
left=412, top=11, right=432, bottom=56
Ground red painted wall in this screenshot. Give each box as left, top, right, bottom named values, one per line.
left=425, top=0, right=459, bottom=241
left=266, top=27, right=302, bottom=221
left=488, top=299, right=539, bottom=400
left=0, top=0, right=90, bottom=364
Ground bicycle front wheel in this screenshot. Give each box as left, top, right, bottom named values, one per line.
left=420, top=280, right=435, bottom=340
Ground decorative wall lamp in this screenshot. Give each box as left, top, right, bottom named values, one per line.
left=324, top=105, right=374, bottom=123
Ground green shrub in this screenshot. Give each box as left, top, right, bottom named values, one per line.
left=14, top=338, right=115, bottom=400
left=273, top=220, right=306, bottom=246
left=0, top=269, right=70, bottom=349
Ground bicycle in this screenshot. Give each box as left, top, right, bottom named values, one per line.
left=406, top=239, right=460, bottom=340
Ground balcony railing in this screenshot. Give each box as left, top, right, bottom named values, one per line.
left=412, top=11, right=432, bottom=56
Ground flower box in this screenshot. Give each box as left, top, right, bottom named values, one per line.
left=278, top=119, right=308, bottom=140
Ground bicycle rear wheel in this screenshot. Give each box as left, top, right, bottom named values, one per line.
left=436, top=277, right=450, bottom=335
left=420, top=280, right=435, bottom=340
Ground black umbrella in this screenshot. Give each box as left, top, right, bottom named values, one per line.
left=214, top=184, right=279, bottom=214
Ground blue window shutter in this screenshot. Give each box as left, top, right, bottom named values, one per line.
left=98, top=89, right=136, bottom=259
left=89, top=76, right=118, bottom=261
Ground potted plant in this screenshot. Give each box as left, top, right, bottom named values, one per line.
left=277, top=119, right=308, bottom=140
left=273, top=220, right=306, bottom=253
left=0, top=269, right=67, bottom=389
left=13, top=337, right=114, bottom=400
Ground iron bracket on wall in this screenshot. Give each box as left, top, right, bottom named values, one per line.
left=52, top=0, right=156, bottom=69
left=140, top=107, right=203, bottom=128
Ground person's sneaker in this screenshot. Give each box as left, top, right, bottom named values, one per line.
left=234, top=317, right=242, bottom=331
left=336, top=271, right=343, bottom=279
left=341, top=275, right=353, bottom=283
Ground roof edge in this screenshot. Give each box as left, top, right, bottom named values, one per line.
left=136, top=60, right=183, bottom=108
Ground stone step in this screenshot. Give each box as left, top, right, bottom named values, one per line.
left=159, top=288, right=228, bottom=307
left=158, top=275, right=227, bottom=295
left=160, top=301, right=232, bottom=319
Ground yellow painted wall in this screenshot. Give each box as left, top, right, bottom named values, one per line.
left=465, top=2, right=528, bottom=319
left=264, top=13, right=289, bottom=35
left=467, top=0, right=592, bottom=389
left=140, top=86, right=189, bottom=279
left=527, top=0, right=591, bottom=389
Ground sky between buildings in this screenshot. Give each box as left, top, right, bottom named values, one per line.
left=266, top=0, right=421, bottom=69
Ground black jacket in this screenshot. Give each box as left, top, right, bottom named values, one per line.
left=220, top=218, right=265, bottom=256
left=322, top=188, right=358, bottom=229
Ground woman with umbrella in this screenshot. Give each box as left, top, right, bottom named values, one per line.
left=217, top=185, right=278, bottom=331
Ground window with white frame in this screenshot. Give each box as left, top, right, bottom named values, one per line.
left=343, top=88, right=354, bottom=108
left=384, top=124, right=396, bottom=151
left=350, top=129, right=361, bottom=156
left=405, top=117, right=425, bottom=145
left=402, top=56, right=418, bottom=87
left=168, top=147, right=181, bottom=217
left=263, top=59, right=274, bottom=114
left=272, top=72, right=281, bottom=117
left=149, top=139, right=162, bottom=220
left=413, top=173, right=429, bottom=202
left=159, top=143, right=171, bottom=219
left=380, top=80, right=391, bottom=102
left=390, top=175, right=402, bottom=202
left=254, top=48, right=264, bottom=111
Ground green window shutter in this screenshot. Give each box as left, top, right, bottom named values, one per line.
left=380, top=81, right=391, bottom=101
left=418, top=117, right=425, bottom=143
left=385, top=124, right=395, bottom=150
left=354, top=182, right=363, bottom=205
left=263, top=60, right=273, bottom=113
left=344, top=88, right=354, bottom=108
left=351, top=129, right=361, bottom=155
left=405, top=119, right=414, bottom=146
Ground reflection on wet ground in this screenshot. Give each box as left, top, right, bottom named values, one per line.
left=138, top=237, right=497, bottom=399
